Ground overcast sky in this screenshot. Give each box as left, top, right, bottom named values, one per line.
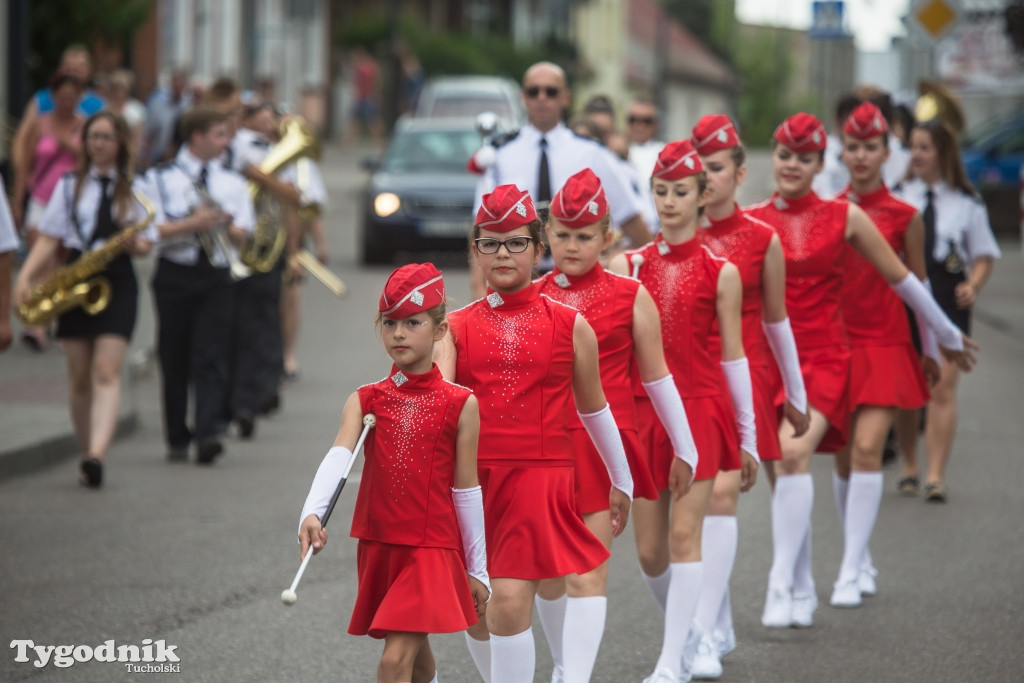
left=735, top=0, right=913, bottom=52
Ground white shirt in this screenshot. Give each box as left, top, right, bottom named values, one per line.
left=229, top=129, right=326, bottom=208
left=895, top=178, right=1002, bottom=265
left=628, top=139, right=662, bottom=234
left=146, top=147, right=255, bottom=267
left=38, top=169, right=159, bottom=250
left=814, top=133, right=913, bottom=199
left=883, top=138, right=910, bottom=188
left=477, top=122, right=644, bottom=225
left=0, top=177, right=19, bottom=254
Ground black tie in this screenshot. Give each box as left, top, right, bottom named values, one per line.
left=197, top=165, right=209, bottom=191
left=93, top=177, right=115, bottom=243
left=923, top=189, right=936, bottom=271
left=537, top=137, right=551, bottom=205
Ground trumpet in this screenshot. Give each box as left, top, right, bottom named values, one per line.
left=196, top=187, right=252, bottom=280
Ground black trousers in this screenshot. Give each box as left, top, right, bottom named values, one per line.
left=228, top=263, right=283, bottom=416
left=152, top=258, right=234, bottom=449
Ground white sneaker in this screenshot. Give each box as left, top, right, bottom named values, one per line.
left=791, top=591, right=819, bottom=628
left=550, top=665, right=564, bottom=683
left=643, top=666, right=680, bottom=683
left=691, top=635, right=723, bottom=679
left=829, top=578, right=862, bottom=608
left=858, top=565, right=878, bottom=596
left=712, top=627, right=736, bottom=659
left=761, top=587, right=793, bottom=628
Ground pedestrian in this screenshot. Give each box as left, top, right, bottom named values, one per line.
left=437, top=185, right=633, bottom=683
left=893, top=119, right=1001, bottom=502
left=687, top=115, right=809, bottom=678
left=812, top=93, right=860, bottom=199
left=535, top=169, right=699, bottom=682
left=608, top=140, right=759, bottom=683
left=297, top=263, right=489, bottom=683
left=746, top=112, right=976, bottom=629
left=103, top=69, right=146, bottom=160
left=13, top=112, right=157, bottom=487
left=146, top=107, right=255, bottom=464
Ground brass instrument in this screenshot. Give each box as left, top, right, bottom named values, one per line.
left=296, top=250, right=347, bottom=298
left=915, top=79, right=965, bottom=134
left=196, top=187, right=252, bottom=281
left=19, top=190, right=156, bottom=325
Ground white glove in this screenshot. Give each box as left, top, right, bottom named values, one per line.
left=453, top=485, right=491, bottom=596
left=721, top=358, right=759, bottom=462
left=763, top=317, right=807, bottom=414
left=641, top=374, right=699, bottom=473
left=578, top=404, right=634, bottom=499
left=298, top=446, right=354, bottom=535
left=892, top=273, right=963, bottom=351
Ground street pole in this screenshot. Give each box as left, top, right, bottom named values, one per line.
left=7, top=0, right=29, bottom=121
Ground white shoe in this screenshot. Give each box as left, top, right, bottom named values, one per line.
left=830, top=578, right=862, bottom=608
left=713, top=627, right=736, bottom=659
left=691, top=635, right=723, bottom=679
left=643, top=666, right=680, bottom=683
left=550, top=665, right=564, bottom=683
left=858, top=565, right=878, bottom=596
left=791, top=591, right=819, bottom=628
left=761, top=587, right=793, bottom=628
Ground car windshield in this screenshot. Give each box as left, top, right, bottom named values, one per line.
left=962, top=113, right=1024, bottom=148
left=381, top=129, right=481, bottom=173
left=429, top=96, right=514, bottom=120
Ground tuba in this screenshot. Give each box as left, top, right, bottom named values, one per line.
left=240, top=117, right=320, bottom=273
left=19, top=190, right=156, bottom=325
left=915, top=79, right=966, bottom=134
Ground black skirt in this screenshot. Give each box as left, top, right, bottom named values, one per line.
left=929, top=266, right=971, bottom=337
left=56, top=253, right=139, bottom=341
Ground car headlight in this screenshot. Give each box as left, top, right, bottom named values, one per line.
left=374, top=192, right=401, bottom=217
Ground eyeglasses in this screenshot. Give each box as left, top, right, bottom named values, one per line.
left=627, top=116, right=656, bottom=126
left=86, top=132, right=117, bottom=142
left=474, top=236, right=534, bottom=254
left=525, top=86, right=561, bottom=99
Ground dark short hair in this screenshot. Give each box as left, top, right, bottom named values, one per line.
left=835, top=94, right=861, bottom=125
left=179, top=107, right=230, bottom=142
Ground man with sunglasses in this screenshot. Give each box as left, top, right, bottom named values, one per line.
left=626, top=97, right=663, bottom=233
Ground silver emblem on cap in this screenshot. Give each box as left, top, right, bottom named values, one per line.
left=410, top=291, right=424, bottom=306
left=515, top=202, right=527, bottom=218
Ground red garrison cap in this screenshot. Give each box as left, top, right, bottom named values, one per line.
left=475, top=184, right=537, bottom=233
left=842, top=101, right=889, bottom=140
left=550, top=168, right=607, bottom=228
left=378, top=263, right=445, bottom=319
left=652, top=140, right=704, bottom=180
left=691, top=115, right=741, bottom=155
left=773, top=112, right=827, bottom=153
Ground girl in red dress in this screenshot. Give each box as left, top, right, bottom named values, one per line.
left=608, top=140, right=758, bottom=683
left=687, top=115, right=810, bottom=677
left=297, top=263, right=489, bottom=683
left=745, top=112, right=976, bottom=629
left=437, top=185, right=633, bottom=683
left=828, top=102, right=937, bottom=607
left=535, top=169, right=699, bottom=683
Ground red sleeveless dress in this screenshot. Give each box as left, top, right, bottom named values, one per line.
left=628, top=235, right=741, bottom=484
left=839, top=185, right=929, bottom=410
left=537, top=264, right=659, bottom=513
left=701, top=206, right=783, bottom=463
left=348, top=364, right=477, bottom=638
left=448, top=283, right=609, bottom=579
left=746, top=191, right=851, bottom=453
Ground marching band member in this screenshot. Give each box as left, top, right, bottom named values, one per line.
left=437, top=185, right=632, bottom=683
left=14, top=112, right=157, bottom=487
left=146, top=107, right=255, bottom=464
left=608, top=140, right=757, bottom=683
left=298, top=263, right=488, bottom=683
left=536, top=169, right=698, bottom=683
left=746, top=113, right=976, bottom=629
left=894, top=119, right=1001, bottom=503
left=688, top=115, right=809, bottom=677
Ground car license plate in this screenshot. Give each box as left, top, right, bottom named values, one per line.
left=420, top=220, right=470, bottom=238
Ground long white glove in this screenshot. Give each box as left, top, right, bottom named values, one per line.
left=642, top=374, right=699, bottom=473
left=892, top=273, right=963, bottom=351
left=721, top=358, right=759, bottom=462
left=915, top=279, right=941, bottom=365
left=763, top=317, right=807, bottom=414
left=298, top=446, right=354, bottom=535
left=578, top=404, right=634, bottom=499
left=453, top=485, right=491, bottom=595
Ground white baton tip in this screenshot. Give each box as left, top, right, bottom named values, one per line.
left=363, top=414, right=376, bottom=427
left=281, top=589, right=297, bottom=606
left=630, top=254, right=645, bottom=266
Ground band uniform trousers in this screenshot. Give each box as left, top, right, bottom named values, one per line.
left=228, top=260, right=284, bottom=417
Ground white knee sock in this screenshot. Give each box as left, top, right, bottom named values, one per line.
left=465, top=633, right=491, bottom=683
left=716, top=586, right=734, bottom=648
left=769, top=474, right=814, bottom=592
left=654, top=562, right=703, bottom=678
left=490, top=629, right=535, bottom=683
left=838, top=471, right=883, bottom=583
left=534, top=594, right=566, bottom=674
left=793, top=519, right=816, bottom=594
left=694, top=516, right=737, bottom=633
left=562, top=596, right=607, bottom=683
left=641, top=567, right=671, bottom=612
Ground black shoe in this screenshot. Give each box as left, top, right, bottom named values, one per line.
left=80, top=458, right=103, bottom=488
left=236, top=412, right=256, bottom=439
left=166, top=447, right=189, bottom=463
left=196, top=440, right=224, bottom=465
left=257, top=393, right=280, bottom=416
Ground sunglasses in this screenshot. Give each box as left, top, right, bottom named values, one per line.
left=628, top=116, right=655, bottom=125
left=474, top=236, right=534, bottom=254
left=525, top=86, right=561, bottom=99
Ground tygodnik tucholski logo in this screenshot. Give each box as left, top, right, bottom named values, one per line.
left=11, top=639, right=181, bottom=672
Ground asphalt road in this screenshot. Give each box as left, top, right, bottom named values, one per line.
left=2, top=148, right=1022, bottom=682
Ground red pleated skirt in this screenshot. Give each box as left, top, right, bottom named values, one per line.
left=848, top=343, right=929, bottom=410
left=569, top=426, right=659, bottom=515
left=637, top=394, right=740, bottom=486
left=782, top=344, right=851, bottom=454
left=752, top=363, right=783, bottom=462
left=348, top=540, right=477, bottom=639
left=478, top=462, right=609, bottom=580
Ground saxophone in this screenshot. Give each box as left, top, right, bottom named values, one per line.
left=19, top=190, right=156, bottom=326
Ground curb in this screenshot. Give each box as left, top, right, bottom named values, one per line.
left=0, top=413, right=139, bottom=480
